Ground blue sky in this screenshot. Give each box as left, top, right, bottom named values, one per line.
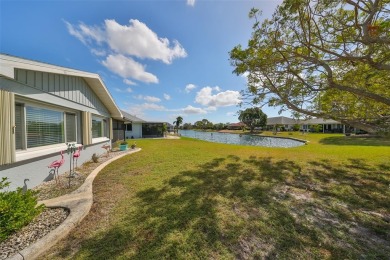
left=1, top=0, right=285, bottom=124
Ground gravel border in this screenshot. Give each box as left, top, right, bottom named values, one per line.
left=1, top=148, right=137, bottom=260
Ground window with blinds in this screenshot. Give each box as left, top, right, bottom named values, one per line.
left=26, top=106, right=64, bottom=148
left=103, top=119, right=107, bottom=137
left=92, top=117, right=102, bottom=138
left=15, top=104, right=23, bottom=150
left=66, top=113, right=76, bottom=142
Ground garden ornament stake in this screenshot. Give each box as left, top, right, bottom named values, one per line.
left=66, top=143, right=77, bottom=188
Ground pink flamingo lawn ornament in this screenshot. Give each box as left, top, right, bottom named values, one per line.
left=48, top=150, right=65, bottom=184
left=72, top=146, right=82, bottom=174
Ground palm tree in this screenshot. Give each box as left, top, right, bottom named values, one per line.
left=173, top=116, right=183, bottom=134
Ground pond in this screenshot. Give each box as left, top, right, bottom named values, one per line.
left=178, top=130, right=305, bottom=148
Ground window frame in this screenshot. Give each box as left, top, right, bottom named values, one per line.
left=15, top=98, right=79, bottom=151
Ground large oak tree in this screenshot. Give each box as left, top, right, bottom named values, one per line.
left=230, top=0, right=390, bottom=134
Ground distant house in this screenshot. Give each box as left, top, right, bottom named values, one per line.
left=299, top=118, right=345, bottom=133
left=0, top=54, right=123, bottom=190
left=266, top=116, right=298, bottom=131
left=266, top=116, right=346, bottom=133
left=227, top=122, right=246, bottom=130
left=120, top=110, right=166, bottom=139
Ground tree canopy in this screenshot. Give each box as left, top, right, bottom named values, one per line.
left=238, top=107, right=267, bottom=133
left=230, top=0, right=390, bottom=134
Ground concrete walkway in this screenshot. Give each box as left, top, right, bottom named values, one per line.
left=9, top=148, right=141, bottom=260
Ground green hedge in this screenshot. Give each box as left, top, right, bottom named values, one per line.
left=0, top=177, right=44, bottom=241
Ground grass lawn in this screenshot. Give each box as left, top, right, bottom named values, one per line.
left=44, top=133, right=390, bottom=259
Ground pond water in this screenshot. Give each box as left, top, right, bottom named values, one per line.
left=179, top=130, right=305, bottom=148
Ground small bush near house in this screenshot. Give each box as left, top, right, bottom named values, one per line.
left=0, top=177, right=44, bottom=242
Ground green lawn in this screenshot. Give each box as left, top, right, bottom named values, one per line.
left=45, top=134, right=390, bottom=259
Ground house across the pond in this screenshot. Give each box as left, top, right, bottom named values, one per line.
left=0, top=54, right=124, bottom=190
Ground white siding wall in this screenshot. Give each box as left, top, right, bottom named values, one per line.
left=125, top=123, right=143, bottom=139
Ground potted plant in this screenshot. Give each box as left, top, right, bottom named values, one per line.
left=119, top=141, right=128, bottom=151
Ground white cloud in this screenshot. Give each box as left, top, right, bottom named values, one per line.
left=105, top=19, right=187, bottom=64
left=187, top=0, right=196, bottom=7
left=91, top=48, right=106, bottom=56
left=64, top=19, right=187, bottom=83
left=206, top=106, right=217, bottom=111
left=163, top=93, right=171, bottom=100
left=185, top=83, right=197, bottom=93
left=195, top=86, right=241, bottom=107
left=64, top=20, right=105, bottom=45
left=182, top=105, right=207, bottom=114
left=102, top=54, right=158, bottom=84
left=114, top=87, right=133, bottom=93
left=144, top=96, right=161, bottom=103
left=133, top=95, right=161, bottom=103
left=142, top=103, right=166, bottom=110
left=123, top=79, right=136, bottom=86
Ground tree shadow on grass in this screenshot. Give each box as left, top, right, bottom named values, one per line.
left=64, top=156, right=390, bottom=259
left=319, top=136, right=390, bottom=146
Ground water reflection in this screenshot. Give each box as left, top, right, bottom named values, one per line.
left=179, top=130, right=305, bottom=148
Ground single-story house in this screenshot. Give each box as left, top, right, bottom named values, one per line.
left=121, top=110, right=146, bottom=139
left=266, top=116, right=346, bottom=133
left=266, top=116, right=298, bottom=131
left=0, top=54, right=124, bottom=190
left=118, top=110, right=166, bottom=139
left=227, top=122, right=246, bottom=130
left=299, top=118, right=345, bottom=133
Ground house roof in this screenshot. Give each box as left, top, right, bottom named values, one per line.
left=0, top=53, right=123, bottom=119
left=120, top=110, right=146, bottom=123
left=300, top=118, right=340, bottom=125
left=267, top=116, right=341, bottom=125
left=229, top=122, right=246, bottom=127
left=267, top=116, right=298, bottom=125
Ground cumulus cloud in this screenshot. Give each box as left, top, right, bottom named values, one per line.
left=144, top=96, right=161, bottom=103
left=187, top=0, right=196, bottom=7
left=185, top=83, right=197, bottom=93
left=114, top=87, right=133, bottom=93
left=182, top=105, right=207, bottom=114
left=102, top=54, right=158, bottom=83
left=133, top=95, right=161, bottom=103
left=105, top=19, right=187, bottom=64
left=64, top=19, right=187, bottom=84
left=123, top=79, right=136, bottom=86
left=195, top=86, right=241, bottom=107
left=163, top=93, right=171, bottom=100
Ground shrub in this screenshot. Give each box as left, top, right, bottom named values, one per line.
left=0, top=177, right=44, bottom=242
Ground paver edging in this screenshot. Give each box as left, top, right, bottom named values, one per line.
left=8, top=148, right=141, bottom=260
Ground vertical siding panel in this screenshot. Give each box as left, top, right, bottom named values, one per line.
left=35, top=72, right=43, bottom=90
left=60, top=75, right=65, bottom=98
left=76, top=78, right=80, bottom=103
left=49, top=73, right=55, bottom=94
left=42, top=72, right=49, bottom=92
left=18, top=69, right=27, bottom=84
left=64, top=76, right=69, bottom=99
left=27, top=71, right=35, bottom=87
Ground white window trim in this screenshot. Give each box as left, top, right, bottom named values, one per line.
left=92, top=137, right=110, bottom=144
left=15, top=97, right=80, bottom=152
